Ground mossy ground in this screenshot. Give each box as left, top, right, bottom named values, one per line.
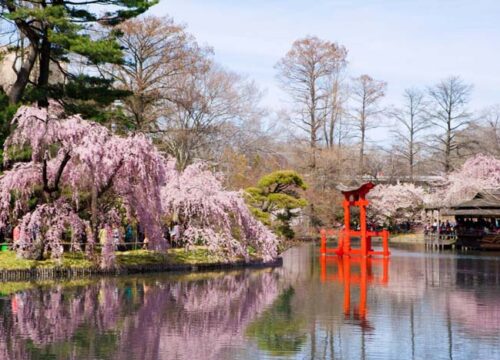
left=390, top=233, right=424, bottom=243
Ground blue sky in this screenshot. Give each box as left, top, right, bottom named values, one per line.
left=152, top=0, right=500, bottom=121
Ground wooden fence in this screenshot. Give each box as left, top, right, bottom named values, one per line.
left=424, top=234, right=457, bottom=250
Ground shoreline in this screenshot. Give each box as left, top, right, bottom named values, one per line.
left=0, top=249, right=283, bottom=282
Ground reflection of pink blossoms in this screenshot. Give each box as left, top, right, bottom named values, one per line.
left=162, top=162, right=278, bottom=261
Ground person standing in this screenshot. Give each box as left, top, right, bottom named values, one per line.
left=13, top=225, right=20, bottom=242
left=98, top=226, right=107, bottom=246
left=170, top=222, right=180, bottom=244
left=112, top=226, right=120, bottom=250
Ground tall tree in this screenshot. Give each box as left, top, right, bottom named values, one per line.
left=157, top=64, right=264, bottom=170
left=105, top=16, right=208, bottom=132
left=458, top=105, right=500, bottom=158
left=0, top=0, right=156, bottom=106
left=276, top=36, right=347, bottom=168
left=478, top=106, right=500, bottom=156
left=323, top=71, right=348, bottom=148
left=390, top=88, right=428, bottom=180
left=427, top=76, right=472, bottom=173
left=350, top=74, right=386, bottom=173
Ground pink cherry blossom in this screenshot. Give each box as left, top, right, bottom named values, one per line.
left=1, top=102, right=169, bottom=261
left=368, top=183, right=426, bottom=225
left=161, top=162, right=278, bottom=261
left=435, top=154, right=500, bottom=207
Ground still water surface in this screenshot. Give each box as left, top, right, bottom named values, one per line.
left=1, top=244, right=500, bottom=360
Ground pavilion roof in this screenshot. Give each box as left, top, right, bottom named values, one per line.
left=442, top=189, right=500, bottom=217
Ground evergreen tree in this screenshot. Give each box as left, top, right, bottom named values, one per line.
left=0, top=0, right=156, bottom=110
left=245, top=170, right=308, bottom=239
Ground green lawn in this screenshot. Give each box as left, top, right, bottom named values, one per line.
left=0, top=247, right=231, bottom=271
left=0, top=251, right=94, bottom=270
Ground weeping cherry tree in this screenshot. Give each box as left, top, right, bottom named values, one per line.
left=161, top=162, right=278, bottom=261
left=0, top=102, right=168, bottom=262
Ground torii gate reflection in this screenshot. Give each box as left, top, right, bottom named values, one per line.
left=320, top=255, right=389, bottom=327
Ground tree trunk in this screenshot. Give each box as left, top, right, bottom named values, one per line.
left=91, top=182, right=99, bottom=244
left=445, top=113, right=452, bottom=173
left=37, top=35, right=51, bottom=107
left=409, top=125, right=414, bottom=181
left=8, top=44, right=38, bottom=104
left=359, top=125, right=365, bottom=173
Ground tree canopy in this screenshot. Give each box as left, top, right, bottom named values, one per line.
left=245, top=170, right=308, bottom=239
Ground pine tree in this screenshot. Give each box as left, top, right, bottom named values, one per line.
left=1, top=0, right=157, bottom=109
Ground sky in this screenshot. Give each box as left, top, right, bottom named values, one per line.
left=151, top=0, right=500, bottom=141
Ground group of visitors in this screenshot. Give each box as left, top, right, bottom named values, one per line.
left=455, top=217, right=500, bottom=236
left=1, top=219, right=184, bottom=254
left=97, top=222, right=181, bottom=250
left=424, top=220, right=457, bottom=236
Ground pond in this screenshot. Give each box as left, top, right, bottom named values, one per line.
left=1, top=243, right=500, bottom=359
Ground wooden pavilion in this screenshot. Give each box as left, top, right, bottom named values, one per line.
left=444, top=190, right=500, bottom=250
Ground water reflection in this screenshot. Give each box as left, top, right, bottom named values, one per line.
left=0, top=271, right=282, bottom=360
left=319, top=256, right=389, bottom=330
left=0, top=245, right=500, bottom=359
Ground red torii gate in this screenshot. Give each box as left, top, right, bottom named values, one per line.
left=320, top=182, right=390, bottom=257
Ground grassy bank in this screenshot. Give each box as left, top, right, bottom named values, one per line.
left=0, top=247, right=236, bottom=272
left=390, top=233, right=424, bottom=244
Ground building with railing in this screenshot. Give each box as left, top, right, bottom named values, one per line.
left=444, top=190, right=500, bottom=250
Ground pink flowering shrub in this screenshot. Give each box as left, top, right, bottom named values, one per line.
left=368, top=183, right=426, bottom=225
left=434, top=154, right=500, bottom=207
left=367, top=155, right=500, bottom=225
left=161, top=162, right=278, bottom=261
left=0, top=102, right=168, bottom=262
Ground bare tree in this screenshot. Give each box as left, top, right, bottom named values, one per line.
left=157, top=63, right=265, bottom=170
left=349, top=74, right=386, bottom=172
left=276, top=36, right=347, bottom=168
left=427, top=76, right=472, bottom=172
left=480, top=105, right=500, bottom=156
left=390, top=88, right=428, bottom=180
left=457, top=105, right=500, bottom=158
left=323, top=73, right=349, bottom=148
left=105, top=16, right=209, bottom=131
left=102, top=16, right=267, bottom=171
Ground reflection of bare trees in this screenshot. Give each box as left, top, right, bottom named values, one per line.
left=275, top=245, right=500, bottom=359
